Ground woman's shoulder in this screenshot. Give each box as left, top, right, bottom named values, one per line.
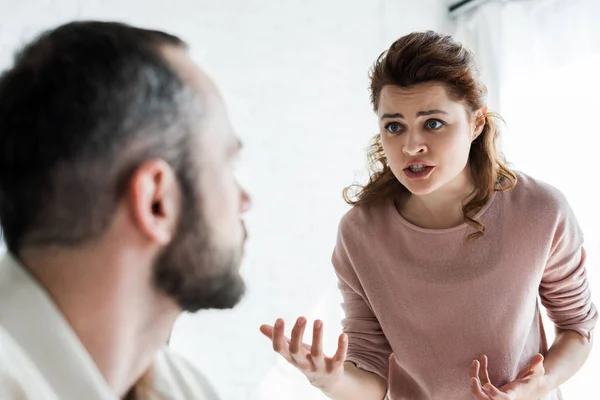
left=504, top=170, right=571, bottom=215
left=338, top=196, right=392, bottom=235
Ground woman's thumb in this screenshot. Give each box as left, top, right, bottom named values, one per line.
left=530, top=353, right=545, bottom=373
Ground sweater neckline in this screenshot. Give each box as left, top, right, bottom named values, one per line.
left=388, top=191, right=498, bottom=234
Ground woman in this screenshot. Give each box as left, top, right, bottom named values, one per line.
left=260, top=31, right=597, bottom=400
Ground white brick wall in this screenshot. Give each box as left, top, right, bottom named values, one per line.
left=0, top=1, right=448, bottom=399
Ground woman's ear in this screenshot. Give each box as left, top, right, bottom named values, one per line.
left=472, top=106, right=488, bottom=140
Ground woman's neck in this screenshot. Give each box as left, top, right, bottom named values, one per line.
left=396, top=168, right=475, bottom=229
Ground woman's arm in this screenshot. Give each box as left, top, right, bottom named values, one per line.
left=540, top=328, right=594, bottom=393
left=472, top=193, right=597, bottom=399
left=321, top=362, right=387, bottom=400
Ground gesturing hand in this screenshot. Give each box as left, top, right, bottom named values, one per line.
left=470, top=354, right=547, bottom=400
left=260, top=317, right=348, bottom=391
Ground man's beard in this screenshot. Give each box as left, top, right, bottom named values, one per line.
left=152, top=198, right=247, bottom=312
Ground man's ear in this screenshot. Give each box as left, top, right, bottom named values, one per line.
left=127, top=159, right=180, bottom=245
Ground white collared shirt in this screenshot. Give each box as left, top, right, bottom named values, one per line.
left=0, top=252, right=220, bottom=400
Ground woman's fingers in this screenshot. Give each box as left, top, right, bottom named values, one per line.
left=471, top=357, right=507, bottom=400
left=268, top=319, right=296, bottom=365
left=289, top=317, right=307, bottom=355
left=259, top=324, right=274, bottom=339
left=260, top=322, right=293, bottom=348
left=470, top=360, right=490, bottom=399
left=482, top=383, right=509, bottom=399
left=272, top=319, right=287, bottom=352
left=330, top=333, right=348, bottom=370
left=288, top=317, right=313, bottom=370
left=470, top=360, right=480, bottom=380
left=470, top=376, right=491, bottom=400
left=311, top=320, right=324, bottom=357
left=261, top=317, right=347, bottom=375
left=480, top=355, right=491, bottom=386
left=530, top=353, right=545, bottom=375
left=309, top=320, right=325, bottom=370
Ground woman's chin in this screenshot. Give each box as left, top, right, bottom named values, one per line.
left=398, top=178, right=438, bottom=196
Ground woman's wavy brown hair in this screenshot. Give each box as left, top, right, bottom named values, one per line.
left=343, top=31, right=516, bottom=239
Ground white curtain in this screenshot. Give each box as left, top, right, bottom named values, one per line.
left=452, top=0, right=600, bottom=109
left=452, top=1, right=600, bottom=397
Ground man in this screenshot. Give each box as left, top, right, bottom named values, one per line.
left=0, top=21, right=250, bottom=399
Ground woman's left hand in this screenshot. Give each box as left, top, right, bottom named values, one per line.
left=470, top=353, right=548, bottom=400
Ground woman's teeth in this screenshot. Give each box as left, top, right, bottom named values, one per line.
left=409, top=165, right=426, bottom=172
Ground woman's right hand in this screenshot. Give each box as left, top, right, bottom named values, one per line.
left=259, top=317, right=348, bottom=392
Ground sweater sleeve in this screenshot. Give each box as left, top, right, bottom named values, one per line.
left=538, top=197, right=598, bottom=342
left=332, top=217, right=393, bottom=382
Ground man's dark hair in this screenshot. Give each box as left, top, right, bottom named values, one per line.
left=0, top=21, right=200, bottom=255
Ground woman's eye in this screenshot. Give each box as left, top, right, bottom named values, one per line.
left=385, top=122, right=403, bottom=133
left=426, top=119, right=444, bottom=130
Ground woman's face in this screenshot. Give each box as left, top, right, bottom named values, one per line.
left=377, top=82, right=486, bottom=197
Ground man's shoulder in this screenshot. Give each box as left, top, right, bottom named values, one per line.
left=0, top=325, right=58, bottom=400
left=152, top=346, right=221, bottom=400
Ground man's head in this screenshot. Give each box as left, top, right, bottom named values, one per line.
left=0, top=21, right=250, bottom=311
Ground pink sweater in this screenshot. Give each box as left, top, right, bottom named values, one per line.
left=332, top=172, right=597, bottom=400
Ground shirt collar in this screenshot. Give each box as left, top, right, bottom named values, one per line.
left=0, top=252, right=116, bottom=400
